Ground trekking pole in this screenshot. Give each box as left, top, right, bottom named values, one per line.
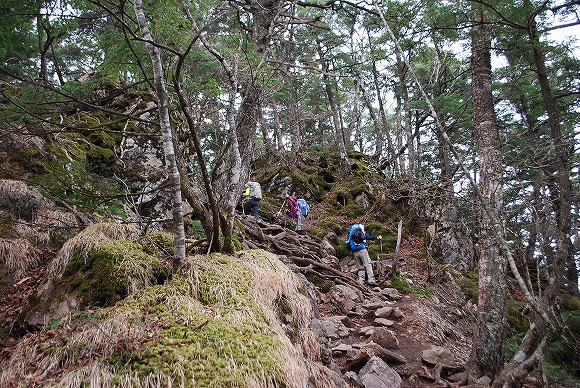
left=379, top=238, right=384, bottom=279
left=274, top=200, right=285, bottom=222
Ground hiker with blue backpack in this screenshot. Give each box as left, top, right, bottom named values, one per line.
left=346, top=223, right=382, bottom=286
left=285, top=194, right=309, bottom=235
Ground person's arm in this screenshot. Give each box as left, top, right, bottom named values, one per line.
left=287, top=196, right=297, bottom=207
left=365, top=233, right=382, bottom=241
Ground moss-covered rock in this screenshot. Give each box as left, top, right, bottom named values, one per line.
left=61, top=239, right=170, bottom=307
left=21, top=223, right=171, bottom=327
left=0, top=250, right=335, bottom=388
left=141, top=230, right=175, bottom=258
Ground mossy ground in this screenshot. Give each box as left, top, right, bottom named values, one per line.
left=0, top=250, right=324, bottom=388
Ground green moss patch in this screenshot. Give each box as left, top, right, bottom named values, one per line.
left=54, top=223, right=171, bottom=307
left=131, top=314, right=285, bottom=386
left=61, top=239, right=170, bottom=307
left=390, top=274, right=432, bottom=296
left=1, top=250, right=328, bottom=387
left=456, top=270, right=479, bottom=303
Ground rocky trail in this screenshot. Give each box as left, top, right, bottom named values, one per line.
left=236, top=215, right=545, bottom=388
left=236, top=215, right=483, bottom=387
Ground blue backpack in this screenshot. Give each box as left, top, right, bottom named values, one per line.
left=347, top=224, right=366, bottom=251
left=297, top=198, right=309, bottom=217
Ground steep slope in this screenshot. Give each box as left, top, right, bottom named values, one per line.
left=0, top=152, right=479, bottom=387
left=0, top=87, right=573, bottom=386
left=0, top=216, right=477, bottom=388
left=0, top=245, right=341, bottom=387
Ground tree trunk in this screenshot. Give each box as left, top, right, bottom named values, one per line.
left=37, top=15, right=51, bottom=83
left=259, top=108, right=274, bottom=165
left=394, top=92, right=403, bottom=176
left=527, top=3, right=575, bottom=295
left=288, top=99, right=303, bottom=168
left=318, top=43, right=351, bottom=172
left=133, top=0, right=186, bottom=267
left=371, top=59, right=392, bottom=166
left=349, top=78, right=362, bottom=152
left=324, top=74, right=351, bottom=172
left=221, top=63, right=245, bottom=254
left=283, top=59, right=303, bottom=168
left=396, top=56, right=413, bottom=175
left=466, top=5, right=508, bottom=382
left=50, top=43, right=65, bottom=86
left=173, top=75, right=222, bottom=253
left=356, top=75, right=382, bottom=157
left=435, top=122, right=454, bottom=193
left=273, top=104, right=283, bottom=151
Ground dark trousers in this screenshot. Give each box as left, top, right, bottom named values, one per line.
left=244, top=197, right=261, bottom=219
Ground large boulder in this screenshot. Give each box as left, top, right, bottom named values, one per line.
left=23, top=223, right=171, bottom=326
left=359, top=356, right=402, bottom=388
left=328, top=284, right=363, bottom=314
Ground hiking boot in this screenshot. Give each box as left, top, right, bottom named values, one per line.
left=367, top=279, right=379, bottom=287
left=297, top=230, right=306, bottom=235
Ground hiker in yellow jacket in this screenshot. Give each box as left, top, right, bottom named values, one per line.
left=244, top=177, right=263, bottom=221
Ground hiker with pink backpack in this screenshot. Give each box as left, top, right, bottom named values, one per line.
left=285, top=194, right=309, bottom=235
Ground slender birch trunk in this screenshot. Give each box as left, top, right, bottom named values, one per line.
left=133, top=0, right=186, bottom=266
